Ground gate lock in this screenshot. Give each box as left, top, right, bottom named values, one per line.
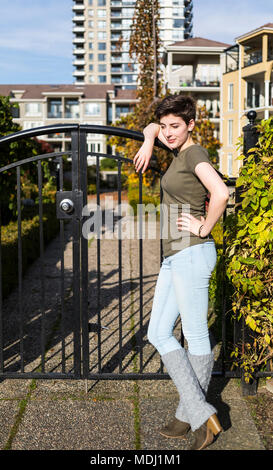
left=56, top=190, right=83, bottom=219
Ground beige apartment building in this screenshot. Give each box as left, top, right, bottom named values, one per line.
left=72, top=0, right=193, bottom=88
left=164, top=36, right=230, bottom=139
left=221, top=23, right=273, bottom=177
left=0, top=84, right=138, bottom=163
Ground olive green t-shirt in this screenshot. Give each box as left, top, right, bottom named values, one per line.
left=161, top=143, right=214, bottom=258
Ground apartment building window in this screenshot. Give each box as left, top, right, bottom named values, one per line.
left=228, top=120, right=233, bottom=146
left=11, top=105, right=20, bottom=118
left=123, top=8, right=134, bottom=16
left=88, top=21, right=94, bottom=28
left=25, top=102, right=42, bottom=117
left=99, top=75, right=107, bottom=83
left=84, top=103, right=101, bottom=116
left=98, top=42, right=106, bottom=50
left=89, top=75, right=95, bottom=83
left=89, top=65, right=93, bottom=71
left=98, top=0, right=106, bottom=5
left=89, top=43, right=93, bottom=49
left=88, top=32, right=94, bottom=39
left=98, top=64, right=106, bottom=72
left=88, top=9, right=94, bottom=16
left=98, top=32, right=107, bottom=40
left=98, top=54, right=106, bottom=61
left=65, top=99, right=79, bottom=119
left=87, top=142, right=101, bottom=153
left=98, top=9, right=106, bottom=17
left=47, top=98, right=62, bottom=119
left=89, top=53, right=94, bottom=60
left=23, top=121, right=43, bottom=130
left=247, top=82, right=260, bottom=108
left=228, top=83, right=234, bottom=110
left=173, top=19, right=184, bottom=28
left=228, top=153, right=233, bottom=176
left=173, top=8, right=184, bottom=16
left=98, top=21, right=106, bottom=29
left=89, top=0, right=93, bottom=4
left=172, top=30, right=184, bottom=40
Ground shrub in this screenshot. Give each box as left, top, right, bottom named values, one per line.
left=225, top=117, right=273, bottom=382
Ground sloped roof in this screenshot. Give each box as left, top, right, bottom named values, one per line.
left=0, top=84, right=115, bottom=99
left=235, top=22, right=273, bottom=40
left=168, top=36, right=231, bottom=48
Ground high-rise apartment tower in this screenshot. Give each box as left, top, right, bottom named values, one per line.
left=72, top=0, right=193, bottom=89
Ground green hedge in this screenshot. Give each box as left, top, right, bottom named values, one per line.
left=1, top=202, right=61, bottom=300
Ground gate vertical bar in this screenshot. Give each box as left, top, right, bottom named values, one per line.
left=37, top=161, right=46, bottom=373
left=0, top=202, right=3, bottom=373
left=57, top=156, right=66, bottom=374
left=16, top=166, right=24, bottom=372
left=117, top=158, right=122, bottom=374
left=79, top=130, right=89, bottom=379
left=71, top=128, right=82, bottom=378
left=96, top=155, right=102, bottom=374
left=138, top=172, right=143, bottom=372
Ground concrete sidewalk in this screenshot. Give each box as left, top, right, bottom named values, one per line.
left=0, top=215, right=266, bottom=451
left=0, top=374, right=266, bottom=451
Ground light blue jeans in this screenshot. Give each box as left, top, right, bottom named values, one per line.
left=147, top=241, right=217, bottom=356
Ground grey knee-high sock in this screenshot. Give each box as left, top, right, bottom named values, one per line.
left=175, top=350, right=215, bottom=423
left=161, top=348, right=216, bottom=432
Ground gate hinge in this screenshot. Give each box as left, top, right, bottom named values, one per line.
left=56, top=190, right=83, bottom=219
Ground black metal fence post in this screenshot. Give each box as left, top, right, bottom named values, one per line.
left=237, top=110, right=259, bottom=396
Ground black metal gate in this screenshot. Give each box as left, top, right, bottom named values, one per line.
left=0, top=124, right=173, bottom=380
left=0, top=122, right=256, bottom=385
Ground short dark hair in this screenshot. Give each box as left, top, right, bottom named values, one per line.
left=155, top=94, right=196, bottom=125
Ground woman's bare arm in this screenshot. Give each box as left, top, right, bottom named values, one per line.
left=133, top=123, right=172, bottom=173
left=176, top=162, right=229, bottom=237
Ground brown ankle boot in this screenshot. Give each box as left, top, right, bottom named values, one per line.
left=191, top=414, right=222, bottom=450
left=159, top=417, right=190, bottom=439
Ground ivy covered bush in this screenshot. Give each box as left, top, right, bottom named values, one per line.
left=224, top=117, right=273, bottom=382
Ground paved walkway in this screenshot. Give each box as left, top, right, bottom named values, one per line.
left=0, top=209, right=266, bottom=452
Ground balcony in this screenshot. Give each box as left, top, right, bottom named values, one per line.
left=47, top=98, right=80, bottom=119
left=111, top=22, right=122, bottom=30
left=73, top=15, right=85, bottom=22
left=179, top=78, right=220, bottom=88
left=73, top=70, right=85, bottom=77
left=224, top=44, right=239, bottom=73
left=73, top=59, right=85, bottom=66
left=73, top=47, right=85, bottom=55
left=73, top=26, right=85, bottom=33
left=73, top=37, right=85, bottom=44
left=244, top=49, right=262, bottom=68
left=242, top=36, right=263, bottom=68
left=72, top=4, right=84, bottom=12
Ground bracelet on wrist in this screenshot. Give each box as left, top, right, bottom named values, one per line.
left=198, top=224, right=206, bottom=239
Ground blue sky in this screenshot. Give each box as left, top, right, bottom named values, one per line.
left=0, top=0, right=272, bottom=84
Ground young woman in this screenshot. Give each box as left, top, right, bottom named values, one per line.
left=133, top=94, right=229, bottom=450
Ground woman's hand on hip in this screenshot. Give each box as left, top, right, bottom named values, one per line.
left=176, top=213, right=206, bottom=236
